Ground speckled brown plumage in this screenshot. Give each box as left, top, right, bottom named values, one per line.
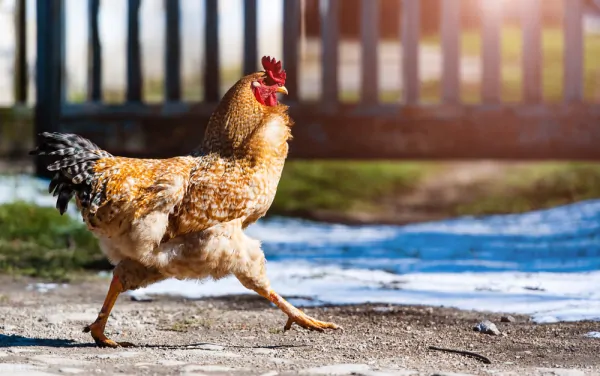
left=32, top=57, right=340, bottom=347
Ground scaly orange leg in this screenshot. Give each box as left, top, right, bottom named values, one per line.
left=259, top=290, right=341, bottom=332
left=83, top=275, right=135, bottom=348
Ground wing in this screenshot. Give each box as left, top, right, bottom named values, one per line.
left=87, top=156, right=197, bottom=221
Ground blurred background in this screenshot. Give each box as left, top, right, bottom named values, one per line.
left=0, top=0, right=600, bottom=321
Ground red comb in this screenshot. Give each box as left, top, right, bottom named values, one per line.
left=261, top=56, right=286, bottom=85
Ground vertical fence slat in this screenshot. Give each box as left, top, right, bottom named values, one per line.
left=361, top=0, right=379, bottom=105
left=243, top=0, right=258, bottom=75
left=204, top=0, right=220, bottom=101
left=441, top=0, right=460, bottom=104
left=127, top=0, right=142, bottom=102
left=402, top=0, right=420, bottom=104
left=60, top=0, right=67, bottom=102
left=522, top=0, right=541, bottom=103
left=165, top=0, right=181, bottom=101
left=283, top=0, right=300, bottom=101
left=480, top=0, right=502, bottom=103
left=87, top=0, right=102, bottom=102
left=481, top=0, right=501, bottom=103
left=13, top=0, right=27, bottom=104
left=320, top=0, right=339, bottom=107
left=564, top=0, right=583, bottom=102
left=35, top=0, right=64, bottom=176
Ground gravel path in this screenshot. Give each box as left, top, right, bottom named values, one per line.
left=0, top=276, right=599, bottom=376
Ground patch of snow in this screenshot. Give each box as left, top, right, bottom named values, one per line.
left=130, top=263, right=600, bottom=324
left=26, top=283, right=67, bottom=294
left=584, top=332, right=600, bottom=338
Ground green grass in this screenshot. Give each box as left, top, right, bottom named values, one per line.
left=455, top=162, right=600, bottom=216
left=270, top=161, right=432, bottom=215
left=0, top=201, right=108, bottom=281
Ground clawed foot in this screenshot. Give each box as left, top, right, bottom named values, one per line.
left=284, top=311, right=342, bottom=332
left=83, top=324, right=136, bottom=348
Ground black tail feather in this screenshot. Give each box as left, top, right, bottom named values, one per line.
left=31, top=132, right=112, bottom=215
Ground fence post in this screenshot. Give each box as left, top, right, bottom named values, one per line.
left=127, top=0, right=143, bottom=102
left=165, top=0, right=181, bottom=102
left=360, top=0, right=379, bottom=105
left=88, top=0, right=102, bottom=102
left=481, top=0, right=501, bottom=103
left=402, top=0, right=420, bottom=104
left=283, top=0, right=300, bottom=101
left=522, top=0, right=542, bottom=103
left=320, top=0, right=339, bottom=109
left=35, top=0, right=64, bottom=176
left=243, top=0, right=258, bottom=75
left=564, top=0, right=583, bottom=102
left=204, top=0, right=220, bottom=102
left=441, top=0, right=460, bottom=104
left=13, top=0, right=27, bottom=105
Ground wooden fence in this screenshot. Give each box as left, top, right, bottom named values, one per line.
left=14, top=0, right=600, bottom=174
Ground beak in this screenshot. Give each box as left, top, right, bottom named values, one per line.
left=276, top=86, right=288, bottom=95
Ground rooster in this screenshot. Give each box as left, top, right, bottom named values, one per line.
left=31, top=56, right=340, bottom=347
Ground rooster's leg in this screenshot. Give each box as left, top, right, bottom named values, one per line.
left=262, top=289, right=341, bottom=332
left=84, top=259, right=165, bottom=348
left=83, top=275, right=134, bottom=348
left=236, top=273, right=341, bottom=332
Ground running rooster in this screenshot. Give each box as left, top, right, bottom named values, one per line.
left=31, top=56, right=340, bottom=347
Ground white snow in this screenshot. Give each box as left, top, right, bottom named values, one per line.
left=129, top=263, right=600, bottom=324
left=2, top=174, right=600, bottom=324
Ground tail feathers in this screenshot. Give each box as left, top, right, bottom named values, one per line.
left=30, top=132, right=113, bottom=214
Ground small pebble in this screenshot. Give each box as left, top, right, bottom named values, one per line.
left=501, top=315, right=516, bottom=323
left=473, top=320, right=501, bottom=336
left=130, top=294, right=153, bottom=302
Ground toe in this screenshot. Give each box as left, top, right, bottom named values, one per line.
left=285, top=314, right=341, bottom=332
left=95, top=338, right=120, bottom=348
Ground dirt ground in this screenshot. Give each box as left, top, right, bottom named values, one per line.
left=0, top=276, right=598, bottom=376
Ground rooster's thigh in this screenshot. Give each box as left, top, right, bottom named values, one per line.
left=113, top=258, right=167, bottom=291
left=153, top=219, right=269, bottom=287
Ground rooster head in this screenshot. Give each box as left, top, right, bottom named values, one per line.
left=251, top=56, right=288, bottom=106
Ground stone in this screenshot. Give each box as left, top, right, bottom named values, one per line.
left=501, top=315, right=516, bottom=323
left=473, top=320, right=501, bottom=335
left=130, top=293, right=153, bottom=302
left=196, top=344, right=224, bottom=351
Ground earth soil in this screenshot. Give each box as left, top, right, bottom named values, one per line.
left=0, top=276, right=598, bottom=376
